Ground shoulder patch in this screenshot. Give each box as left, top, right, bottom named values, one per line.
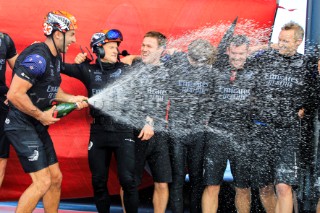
left=20, top=54, right=47, bottom=76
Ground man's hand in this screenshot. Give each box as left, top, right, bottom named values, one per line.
left=38, top=105, right=60, bottom=126
left=4, top=95, right=8, bottom=106
left=138, top=124, right=154, bottom=141
left=164, top=48, right=180, bottom=55
left=298, top=108, right=305, bottom=119
left=74, top=53, right=87, bottom=64
left=69, top=96, right=89, bottom=110
left=120, top=55, right=140, bottom=65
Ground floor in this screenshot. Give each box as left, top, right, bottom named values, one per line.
left=0, top=182, right=267, bottom=213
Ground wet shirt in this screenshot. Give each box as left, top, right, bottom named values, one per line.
left=130, top=59, right=170, bottom=130
left=63, top=61, right=132, bottom=131
left=251, top=49, right=312, bottom=127
left=0, top=32, right=17, bottom=97
left=168, top=53, right=215, bottom=133
left=209, top=58, right=257, bottom=126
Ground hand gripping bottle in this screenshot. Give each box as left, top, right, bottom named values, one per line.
left=52, top=102, right=78, bottom=118
left=45, top=100, right=88, bottom=118
left=46, top=100, right=88, bottom=118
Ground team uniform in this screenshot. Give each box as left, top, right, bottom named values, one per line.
left=167, top=53, right=215, bottom=213
left=0, top=33, right=17, bottom=159
left=309, top=58, right=320, bottom=199
left=4, top=43, right=60, bottom=173
left=130, top=59, right=172, bottom=186
left=63, top=61, right=138, bottom=213
left=203, top=55, right=257, bottom=188
left=251, top=49, right=312, bottom=187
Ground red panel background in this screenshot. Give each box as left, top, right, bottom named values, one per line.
left=0, top=0, right=277, bottom=200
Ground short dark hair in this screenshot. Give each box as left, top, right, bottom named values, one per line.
left=144, top=31, right=167, bottom=48
left=229, top=35, right=250, bottom=48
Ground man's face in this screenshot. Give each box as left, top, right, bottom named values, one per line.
left=227, top=44, right=249, bottom=69
left=57, top=30, right=76, bottom=53
left=102, top=42, right=119, bottom=63
left=140, top=37, right=164, bottom=65
left=278, top=29, right=301, bottom=56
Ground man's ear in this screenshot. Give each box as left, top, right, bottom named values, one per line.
left=296, top=38, right=303, bottom=47
left=53, top=30, right=62, bottom=40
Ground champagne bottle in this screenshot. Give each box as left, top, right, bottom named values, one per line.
left=51, top=102, right=78, bottom=118
left=45, top=102, right=77, bottom=118
left=45, top=100, right=88, bottom=118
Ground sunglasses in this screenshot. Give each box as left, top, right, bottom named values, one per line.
left=105, top=29, right=123, bottom=42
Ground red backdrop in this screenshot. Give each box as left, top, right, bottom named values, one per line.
left=0, top=0, right=277, bottom=200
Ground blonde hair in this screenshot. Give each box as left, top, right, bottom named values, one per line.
left=281, top=21, right=304, bottom=40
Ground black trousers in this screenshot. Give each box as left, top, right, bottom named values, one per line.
left=88, top=129, right=138, bottom=213
left=169, top=132, right=205, bottom=213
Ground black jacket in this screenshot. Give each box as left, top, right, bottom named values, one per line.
left=249, top=49, right=314, bottom=127
left=63, top=61, right=132, bottom=132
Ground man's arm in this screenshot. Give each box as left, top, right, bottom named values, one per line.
left=55, top=87, right=88, bottom=110
left=7, top=54, right=18, bottom=69
left=120, top=55, right=140, bottom=65
left=7, top=74, right=59, bottom=126
left=3, top=54, right=18, bottom=105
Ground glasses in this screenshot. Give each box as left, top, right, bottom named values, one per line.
left=105, top=29, right=123, bottom=42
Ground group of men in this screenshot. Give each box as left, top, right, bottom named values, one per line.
left=1, top=9, right=320, bottom=213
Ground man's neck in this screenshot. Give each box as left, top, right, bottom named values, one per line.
left=44, top=38, right=58, bottom=56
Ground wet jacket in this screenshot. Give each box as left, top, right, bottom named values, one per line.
left=129, top=59, right=171, bottom=131
left=167, top=53, right=216, bottom=133
left=209, top=56, right=258, bottom=126
left=250, top=49, right=313, bottom=128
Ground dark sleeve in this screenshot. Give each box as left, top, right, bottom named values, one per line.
left=293, top=71, right=313, bottom=117
left=62, top=63, right=88, bottom=85
left=296, top=56, right=318, bottom=112
left=167, top=52, right=187, bottom=67
left=305, top=57, right=320, bottom=113
left=3, top=33, right=17, bottom=59
left=15, top=53, right=47, bottom=85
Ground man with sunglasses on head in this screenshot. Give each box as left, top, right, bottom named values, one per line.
left=4, top=11, right=88, bottom=213
left=0, top=32, right=18, bottom=188
left=63, top=29, right=140, bottom=213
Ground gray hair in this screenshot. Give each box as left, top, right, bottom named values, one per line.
left=188, top=39, right=217, bottom=64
